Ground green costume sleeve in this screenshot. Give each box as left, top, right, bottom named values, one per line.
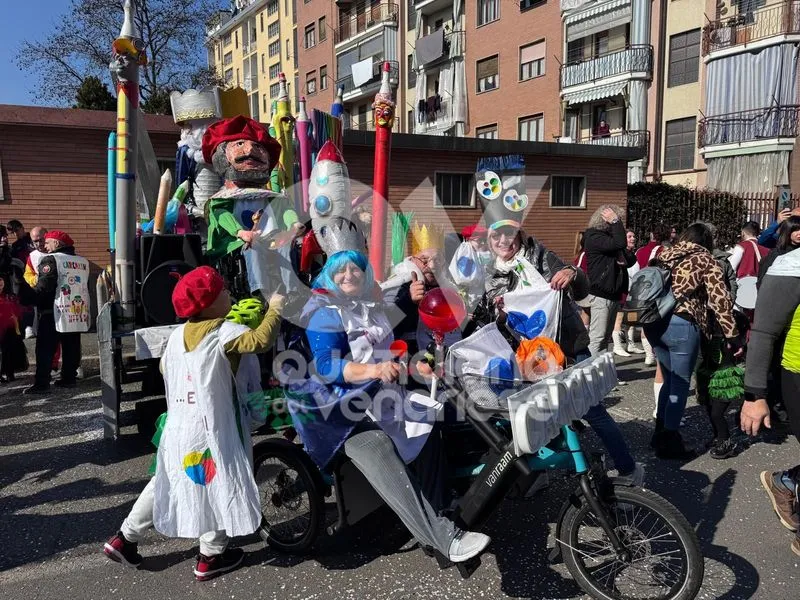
left=207, top=198, right=244, bottom=258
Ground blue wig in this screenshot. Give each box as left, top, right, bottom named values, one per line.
left=312, top=250, right=376, bottom=297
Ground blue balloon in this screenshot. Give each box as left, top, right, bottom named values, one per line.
left=457, top=256, right=476, bottom=277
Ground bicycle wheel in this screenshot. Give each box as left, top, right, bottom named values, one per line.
left=559, top=485, right=703, bottom=600
left=253, top=438, right=326, bottom=554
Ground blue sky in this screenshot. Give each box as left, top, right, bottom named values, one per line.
left=0, top=0, right=73, bottom=105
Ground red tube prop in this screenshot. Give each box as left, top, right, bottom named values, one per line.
left=369, top=62, right=395, bottom=281
left=296, top=96, right=312, bottom=213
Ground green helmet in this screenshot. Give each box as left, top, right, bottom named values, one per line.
left=226, top=297, right=265, bottom=329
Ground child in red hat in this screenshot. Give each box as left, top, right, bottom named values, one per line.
left=103, top=266, right=285, bottom=582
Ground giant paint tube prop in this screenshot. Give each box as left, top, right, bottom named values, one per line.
left=331, top=85, right=344, bottom=118
left=272, top=73, right=296, bottom=206
left=296, top=96, right=312, bottom=213
left=153, top=169, right=172, bottom=234
left=369, top=63, right=395, bottom=280
left=107, top=131, right=117, bottom=250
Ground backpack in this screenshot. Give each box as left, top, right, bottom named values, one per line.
left=622, top=263, right=676, bottom=325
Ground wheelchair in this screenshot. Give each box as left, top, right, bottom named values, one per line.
left=250, top=349, right=704, bottom=600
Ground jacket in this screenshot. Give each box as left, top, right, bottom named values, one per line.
left=584, top=220, right=634, bottom=300
left=17, top=246, right=75, bottom=313
left=468, top=234, right=590, bottom=358
left=713, top=248, right=738, bottom=303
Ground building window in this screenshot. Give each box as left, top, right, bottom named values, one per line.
left=270, top=82, right=280, bottom=99
left=408, top=54, right=416, bottom=88
left=269, top=63, right=281, bottom=79
left=223, top=32, right=232, bottom=47
left=434, top=173, right=474, bottom=208
left=408, top=0, right=417, bottom=30
left=478, top=0, right=499, bottom=26
left=408, top=109, right=414, bottom=132
left=319, top=17, right=327, bottom=41
left=476, top=124, right=498, bottom=139
left=520, top=0, right=546, bottom=11
left=223, top=51, right=233, bottom=66
left=260, top=13, right=264, bottom=32
left=668, top=29, right=701, bottom=88
left=263, top=95, right=268, bottom=115
left=476, top=56, right=499, bottom=93
left=665, top=117, right=696, bottom=172
left=268, top=21, right=280, bottom=38
left=269, top=40, right=280, bottom=57
left=267, top=0, right=278, bottom=16
left=551, top=176, right=586, bottom=208
left=518, top=114, right=544, bottom=141
left=304, top=24, right=316, bottom=48
left=224, top=68, right=233, bottom=83
left=519, top=40, right=545, bottom=81
left=235, top=30, right=238, bottom=49
left=236, top=68, right=240, bottom=86
left=307, top=72, right=317, bottom=95
left=320, top=65, right=328, bottom=90
left=286, top=39, right=291, bottom=57
left=261, top=54, right=265, bottom=73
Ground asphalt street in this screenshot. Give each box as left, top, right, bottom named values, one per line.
left=1, top=345, right=799, bottom=600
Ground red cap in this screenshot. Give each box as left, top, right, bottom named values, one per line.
left=201, top=115, right=282, bottom=166
left=172, top=266, right=225, bottom=319
left=45, top=230, right=74, bottom=247
left=461, top=224, right=487, bottom=239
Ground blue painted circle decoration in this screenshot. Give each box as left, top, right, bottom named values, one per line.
left=314, top=195, right=332, bottom=216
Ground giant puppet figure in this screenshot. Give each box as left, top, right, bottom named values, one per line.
left=201, top=115, right=302, bottom=297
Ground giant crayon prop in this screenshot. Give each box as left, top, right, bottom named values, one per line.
left=296, top=97, right=312, bottom=213
left=369, top=63, right=395, bottom=280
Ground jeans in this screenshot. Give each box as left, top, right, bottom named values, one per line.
left=35, top=312, right=81, bottom=387
left=644, top=315, right=701, bottom=431
left=344, top=429, right=456, bottom=556
left=587, top=295, right=619, bottom=357
left=120, top=478, right=229, bottom=556
left=574, top=350, right=636, bottom=474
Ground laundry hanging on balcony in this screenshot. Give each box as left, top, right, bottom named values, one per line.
left=416, top=28, right=445, bottom=66
left=351, top=57, right=374, bottom=88
left=562, top=81, right=627, bottom=105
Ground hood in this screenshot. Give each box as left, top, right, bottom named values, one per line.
left=657, top=241, right=706, bottom=265
left=767, top=246, right=800, bottom=278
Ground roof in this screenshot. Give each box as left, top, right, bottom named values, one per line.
left=0, top=105, right=177, bottom=134
left=344, top=129, right=646, bottom=162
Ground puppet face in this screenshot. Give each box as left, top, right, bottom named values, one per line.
left=374, top=101, right=395, bottom=128
left=213, top=141, right=272, bottom=186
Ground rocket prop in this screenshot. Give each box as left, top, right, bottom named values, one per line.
left=369, top=63, right=396, bottom=280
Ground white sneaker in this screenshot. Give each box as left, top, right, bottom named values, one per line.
left=51, top=369, right=60, bottom=379
left=25, top=326, right=35, bottom=339
left=448, top=530, right=491, bottom=563
left=627, top=343, right=646, bottom=355
left=76, top=367, right=84, bottom=379
left=614, top=463, right=645, bottom=487
left=644, top=354, right=655, bottom=366
left=612, top=332, right=630, bottom=357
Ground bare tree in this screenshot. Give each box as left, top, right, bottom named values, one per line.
left=17, top=0, right=221, bottom=107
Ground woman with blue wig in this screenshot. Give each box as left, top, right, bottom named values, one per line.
left=289, top=248, right=491, bottom=563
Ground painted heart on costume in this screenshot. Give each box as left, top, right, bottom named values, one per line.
left=506, top=309, right=548, bottom=339
left=456, top=256, right=476, bottom=277
left=476, top=171, right=502, bottom=200
left=183, top=448, right=217, bottom=486
left=503, top=190, right=528, bottom=212
left=486, top=357, right=515, bottom=393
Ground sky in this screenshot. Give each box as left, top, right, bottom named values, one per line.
left=0, top=0, right=74, bottom=105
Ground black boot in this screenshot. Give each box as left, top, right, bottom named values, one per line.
left=655, top=430, right=697, bottom=461
left=650, top=418, right=664, bottom=449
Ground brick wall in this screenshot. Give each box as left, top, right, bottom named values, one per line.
left=0, top=123, right=178, bottom=271
left=296, top=0, right=337, bottom=116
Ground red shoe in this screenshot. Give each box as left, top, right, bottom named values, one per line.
left=103, top=532, right=143, bottom=568
left=194, top=548, right=245, bottom=581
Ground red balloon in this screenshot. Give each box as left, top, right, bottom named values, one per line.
left=418, top=288, right=467, bottom=335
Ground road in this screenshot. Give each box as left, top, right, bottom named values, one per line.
left=1, top=350, right=798, bottom=600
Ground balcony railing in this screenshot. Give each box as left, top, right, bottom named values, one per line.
left=334, top=3, right=398, bottom=44
left=703, top=1, right=800, bottom=55
left=336, top=60, right=399, bottom=97
left=345, top=117, right=376, bottom=132
left=698, top=105, right=800, bottom=147
left=560, top=45, right=653, bottom=89
left=577, top=129, right=650, bottom=150
left=206, top=11, right=232, bottom=37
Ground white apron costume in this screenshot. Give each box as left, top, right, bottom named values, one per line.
left=331, top=299, right=443, bottom=463
left=153, top=321, right=262, bottom=538
left=51, top=252, right=91, bottom=333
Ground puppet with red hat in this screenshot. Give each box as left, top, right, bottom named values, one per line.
left=103, top=265, right=285, bottom=581
left=203, top=115, right=305, bottom=298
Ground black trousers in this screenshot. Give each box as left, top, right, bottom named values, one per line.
left=35, top=312, right=81, bottom=387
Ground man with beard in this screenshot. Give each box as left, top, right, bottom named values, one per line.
left=202, top=116, right=304, bottom=297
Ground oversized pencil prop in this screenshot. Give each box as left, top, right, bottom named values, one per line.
left=272, top=73, right=296, bottom=206
left=111, top=0, right=146, bottom=329
left=153, top=169, right=172, bottom=234
left=331, top=85, right=344, bottom=118
left=107, top=131, right=117, bottom=283
left=296, top=97, right=312, bottom=213
left=369, top=63, right=395, bottom=280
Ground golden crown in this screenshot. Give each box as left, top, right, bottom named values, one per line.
left=410, top=223, right=445, bottom=256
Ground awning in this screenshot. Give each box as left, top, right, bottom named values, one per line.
left=565, top=0, right=632, bottom=42
left=563, top=81, right=627, bottom=105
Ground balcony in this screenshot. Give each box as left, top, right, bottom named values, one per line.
left=702, top=1, right=800, bottom=56
left=413, top=0, right=451, bottom=16
left=334, top=3, right=399, bottom=45
left=416, top=30, right=465, bottom=69
left=206, top=11, right=232, bottom=37
left=345, top=117, right=376, bottom=132
left=560, top=0, right=592, bottom=10
left=698, top=105, right=800, bottom=151
left=415, top=97, right=455, bottom=134
left=336, top=60, right=399, bottom=101
left=560, top=45, right=653, bottom=90
left=575, top=129, right=649, bottom=151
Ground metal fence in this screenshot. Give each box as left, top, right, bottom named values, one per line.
left=703, top=0, right=800, bottom=55
left=560, top=45, right=653, bottom=89
left=698, top=105, right=800, bottom=147
left=334, top=3, right=398, bottom=45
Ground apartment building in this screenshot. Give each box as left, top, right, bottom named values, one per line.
left=206, top=0, right=299, bottom=121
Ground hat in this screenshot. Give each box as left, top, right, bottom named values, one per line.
left=410, top=222, right=445, bottom=255
left=476, top=155, right=528, bottom=230
left=461, top=224, right=487, bottom=239
left=45, top=230, right=74, bottom=247
left=201, top=115, right=282, bottom=167
left=172, top=266, right=225, bottom=319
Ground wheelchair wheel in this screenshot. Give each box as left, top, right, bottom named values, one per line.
left=253, top=438, right=325, bottom=554
left=559, top=485, right=703, bottom=600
